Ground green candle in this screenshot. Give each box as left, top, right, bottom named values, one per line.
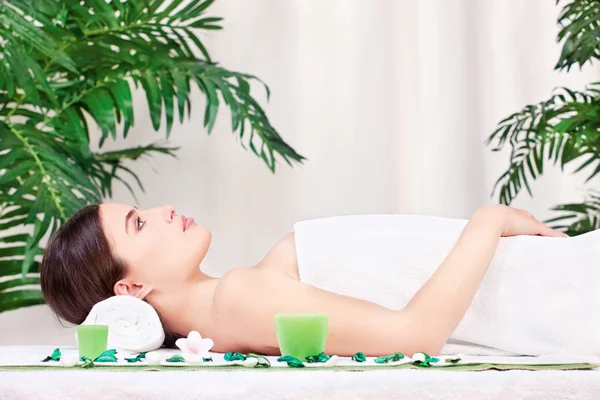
left=77, top=325, right=108, bottom=360
left=274, top=313, right=329, bottom=361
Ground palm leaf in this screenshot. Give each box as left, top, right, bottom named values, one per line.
left=0, top=290, right=45, bottom=313
left=545, top=192, right=600, bottom=235
left=555, top=0, right=600, bottom=71
left=0, top=0, right=303, bottom=315
left=486, top=85, right=600, bottom=206
left=489, top=1, right=600, bottom=237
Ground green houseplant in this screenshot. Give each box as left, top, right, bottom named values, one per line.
left=0, top=0, right=304, bottom=313
left=487, top=0, right=600, bottom=236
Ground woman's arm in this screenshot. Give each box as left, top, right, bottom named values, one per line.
left=405, top=205, right=567, bottom=352
left=210, top=205, right=565, bottom=356
left=211, top=267, right=424, bottom=356
left=402, top=206, right=506, bottom=352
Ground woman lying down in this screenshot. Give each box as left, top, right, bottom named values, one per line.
left=40, top=203, right=600, bottom=357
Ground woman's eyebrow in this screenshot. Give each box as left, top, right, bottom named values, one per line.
left=124, top=206, right=139, bottom=235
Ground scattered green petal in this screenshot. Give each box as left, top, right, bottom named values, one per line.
left=224, top=352, right=247, bottom=362
left=277, top=355, right=295, bottom=362
left=125, top=352, right=147, bottom=363
left=94, top=349, right=118, bottom=363
left=305, top=352, right=332, bottom=363
left=352, top=352, right=367, bottom=362
left=374, top=352, right=404, bottom=364
left=246, top=353, right=271, bottom=368
left=287, top=358, right=304, bottom=368
left=95, top=355, right=117, bottom=363
left=42, top=348, right=61, bottom=362
left=202, top=357, right=213, bottom=362
left=412, top=360, right=432, bottom=368
left=277, top=355, right=304, bottom=368
left=80, top=357, right=94, bottom=369
left=445, top=356, right=462, bottom=364
left=166, top=354, right=185, bottom=363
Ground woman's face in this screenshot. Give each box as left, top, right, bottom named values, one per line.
left=100, top=203, right=211, bottom=296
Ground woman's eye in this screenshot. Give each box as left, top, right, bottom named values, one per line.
left=136, top=217, right=146, bottom=231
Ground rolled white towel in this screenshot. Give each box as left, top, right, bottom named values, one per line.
left=80, top=295, right=165, bottom=353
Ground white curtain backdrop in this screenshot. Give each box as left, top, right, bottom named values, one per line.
left=2, top=0, right=599, bottom=345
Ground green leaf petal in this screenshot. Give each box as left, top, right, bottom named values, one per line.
left=81, top=357, right=95, bottom=369
left=125, top=351, right=147, bottom=363
left=42, top=348, right=61, bottom=362
left=445, top=356, right=461, bottom=364
left=224, top=352, right=246, bottom=362
left=277, top=355, right=304, bottom=367
left=245, top=353, right=270, bottom=368
left=94, top=349, right=117, bottom=362
left=166, top=354, right=185, bottom=363
left=305, top=352, right=331, bottom=363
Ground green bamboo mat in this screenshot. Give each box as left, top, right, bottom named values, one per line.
left=0, top=363, right=596, bottom=372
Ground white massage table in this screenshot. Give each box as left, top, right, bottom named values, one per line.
left=1, top=346, right=599, bottom=400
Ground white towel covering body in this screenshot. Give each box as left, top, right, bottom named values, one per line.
left=293, top=214, right=600, bottom=356
left=81, top=295, right=165, bottom=352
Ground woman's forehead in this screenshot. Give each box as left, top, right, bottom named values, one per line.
left=99, top=203, right=132, bottom=243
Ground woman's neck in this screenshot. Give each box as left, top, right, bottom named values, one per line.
left=152, top=271, right=220, bottom=339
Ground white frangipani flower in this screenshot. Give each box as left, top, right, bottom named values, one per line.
left=175, top=331, right=214, bottom=357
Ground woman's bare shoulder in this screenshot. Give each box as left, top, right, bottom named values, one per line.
left=215, top=267, right=293, bottom=298
left=253, top=232, right=299, bottom=279
left=208, top=267, right=291, bottom=353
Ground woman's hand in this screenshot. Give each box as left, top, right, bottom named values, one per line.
left=475, top=204, right=568, bottom=238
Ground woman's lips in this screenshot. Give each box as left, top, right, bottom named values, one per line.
left=182, top=215, right=195, bottom=231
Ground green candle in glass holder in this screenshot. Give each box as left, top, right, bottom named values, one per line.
left=77, top=325, right=108, bottom=360
left=274, top=313, right=329, bottom=361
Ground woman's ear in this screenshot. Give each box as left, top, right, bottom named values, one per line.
left=113, top=280, right=154, bottom=299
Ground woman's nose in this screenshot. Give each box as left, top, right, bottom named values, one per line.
left=162, top=205, right=176, bottom=222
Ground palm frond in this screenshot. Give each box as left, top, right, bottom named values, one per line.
left=555, top=0, right=600, bottom=71
left=545, top=191, right=600, bottom=235
left=64, top=0, right=219, bottom=63
left=486, top=85, right=600, bottom=205
left=91, top=142, right=179, bottom=199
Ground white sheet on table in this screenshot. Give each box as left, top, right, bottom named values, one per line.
left=1, top=366, right=599, bottom=400
left=2, top=346, right=600, bottom=400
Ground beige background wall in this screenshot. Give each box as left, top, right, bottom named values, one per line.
left=2, top=0, right=599, bottom=345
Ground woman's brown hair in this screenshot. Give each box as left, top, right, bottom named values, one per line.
left=40, top=204, right=179, bottom=347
